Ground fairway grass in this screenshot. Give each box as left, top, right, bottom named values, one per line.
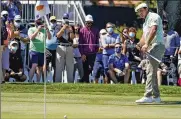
left=1, top=83, right=181, bottom=119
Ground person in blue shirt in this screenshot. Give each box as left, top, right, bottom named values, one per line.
left=108, top=43, right=129, bottom=83
left=92, top=29, right=107, bottom=83
left=157, top=20, right=180, bottom=86
left=101, top=22, right=120, bottom=83
left=46, top=16, right=60, bottom=82
left=3, top=0, right=22, bottom=20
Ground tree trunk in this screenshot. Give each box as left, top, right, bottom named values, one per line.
left=157, top=0, right=181, bottom=30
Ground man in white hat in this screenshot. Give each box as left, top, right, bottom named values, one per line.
left=79, top=14, right=99, bottom=83
left=135, top=3, right=165, bottom=103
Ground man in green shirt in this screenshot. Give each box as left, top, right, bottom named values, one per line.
left=28, top=18, right=51, bottom=82
left=135, top=3, right=165, bottom=103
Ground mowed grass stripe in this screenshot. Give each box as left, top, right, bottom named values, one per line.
left=2, top=93, right=181, bottom=119
left=2, top=83, right=181, bottom=97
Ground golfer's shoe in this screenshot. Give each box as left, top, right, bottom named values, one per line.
left=152, top=97, right=161, bottom=103
left=135, top=97, right=153, bottom=103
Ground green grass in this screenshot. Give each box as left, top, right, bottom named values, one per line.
left=1, top=83, right=181, bottom=119
left=2, top=83, right=181, bottom=97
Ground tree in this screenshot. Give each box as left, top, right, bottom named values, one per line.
left=157, top=0, right=181, bottom=33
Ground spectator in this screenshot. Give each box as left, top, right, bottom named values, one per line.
left=0, top=12, right=8, bottom=83
left=13, top=15, right=29, bottom=69
left=178, top=41, right=181, bottom=86
left=79, top=14, right=99, bottom=83
left=121, top=27, right=129, bottom=55
left=55, top=13, right=75, bottom=83
left=1, top=10, right=14, bottom=83
left=3, top=0, right=22, bottom=20
left=92, top=29, right=107, bottom=83
left=101, top=22, right=120, bottom=83
left=73, top=24, right=84, bottom=82
left=28, top=18, right=51, bottom=83
left=157, top=20, right=180, bottom=85
left=126, top=27, right=141, bottom=83
left=107, top=43, right=129, bottom=83
left=4, top=41, right=26, bottom=82
left=46, top=16, right=60, bottom=82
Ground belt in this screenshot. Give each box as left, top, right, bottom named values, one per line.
left=60, top=44, right=72, bottom=47
left=74, top=57, right=81, bottom=60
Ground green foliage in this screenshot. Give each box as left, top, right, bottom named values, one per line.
left=114, top=25, right=143, bottom=40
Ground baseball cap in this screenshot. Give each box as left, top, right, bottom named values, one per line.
left=1, top=10, right=8, bottom=17
left=14, top=15, right=21, bottom=21
left=63, top=13, right=69, bottom=19
left=135, top=3, right=148, bottom=12
left=9, top=41, right=18, bottom=48
left=50, top=16, right=56, bottom=21
left=85, top=14, right=93, bottom=22
left=99, top=29, right=107, bottom=34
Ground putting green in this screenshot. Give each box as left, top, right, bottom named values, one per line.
left=2, top=93, right=181, bottom=119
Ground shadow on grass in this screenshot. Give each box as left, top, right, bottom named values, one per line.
left=137, top=101, right=181, bottom=105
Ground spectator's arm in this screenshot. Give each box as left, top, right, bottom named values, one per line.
left=46, top=28, right=51, bottom=40
left=79, top=29, right=84, bottom=55
left=95, top=30, right=99, bottom=51
left=174, top=32, right=180, bottom=56
left=178, top=46, right=181, bottom=54
left=101, top=37, right=109, bottom=49
left=124, top=56, right=129, bottom=70
left=69, top=27, right=75, bottom=40
left=28, top=28, right=40, bottom=40
left=122, top=40, right=127, bottom=55
left=56, top=25, right=67, bottom=38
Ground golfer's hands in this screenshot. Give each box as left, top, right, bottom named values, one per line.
left=82, top=55, right=86, bottom=62
left=141, top=44, right=148, bottom=53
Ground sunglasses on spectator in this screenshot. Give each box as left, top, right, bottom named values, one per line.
left=101, top=33, right=107, bottom=35
left=50, top=20, right=56, bottom=23
left=115, top=46, right=122, bottom=48
left=86, top=22, right=93, bottom=24
left=106, top=26, right=113, bottom=28
left=15, top=20, right=21, bottom=23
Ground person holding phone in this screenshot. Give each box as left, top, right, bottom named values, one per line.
left=55, top=13, right=75, bottom=83
left=28, top=18, right=51, bottom=83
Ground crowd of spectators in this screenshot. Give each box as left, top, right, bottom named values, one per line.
left=1, top=0, right=181, bottom=86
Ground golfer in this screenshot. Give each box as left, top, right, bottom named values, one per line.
left=135, top=3, right=165, bottom=103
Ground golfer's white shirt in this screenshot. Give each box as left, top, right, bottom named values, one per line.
left=143, top=12, right=164, bottom=45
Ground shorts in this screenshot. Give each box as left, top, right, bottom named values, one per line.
left=29, top=51, right=44, bottom=67
left=92, top=61, right=104, bottom=79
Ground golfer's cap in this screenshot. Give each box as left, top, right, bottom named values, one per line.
left=63, top=13, right=69, bottom=19
left=99, top=29, right=107, bottom=34
left=1, top=10, right=8, bottom=17
left=85, top=14, right=93, bottom=22
left=14, top=15, right=21, bottom=21
left=135, top=3, right=148, bottom=12
left=50, top=16, right=56, bottom=21
left=10, top=41, right=18, bottom=47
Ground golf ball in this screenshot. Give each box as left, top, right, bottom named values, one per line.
left=64, top=115, right=67, bottom=119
